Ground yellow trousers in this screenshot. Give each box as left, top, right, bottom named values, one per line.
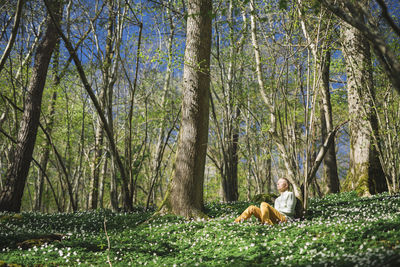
left=234, top=202, right=287, bottom=225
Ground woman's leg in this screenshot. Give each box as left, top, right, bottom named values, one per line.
left=260, top=202, right=287, bottom=225
left=234, top=205, right=263, bottom=223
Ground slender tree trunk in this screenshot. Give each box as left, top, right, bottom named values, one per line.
left=146, top=7, right=174, bottom=209
left=221, top=118, right=239, bottom=201
left=89, top=120, right=104, bottom=209
left=245, top=98, right=252, bottom=200
left=98, top=153, right=108, bottom=209
left=88, top=0, right=115, bottom=210
left=0, top=0, right=63, bottom=212
left=158, top=0, right=212, bottom=218
left=34, top=35, right=63, bottom=212
left=264, top=153, right=272, bottom=193
left=106, top=2, right=126, bottom=208
left=341, top=6, right=387, bottom=195
left=319, top=50, right=340, bottom=193
left=34, top=72, right=59, bottom=211
left=109, top=156, right=119, bottom=211
left=220, top=0, right=239, bottom=202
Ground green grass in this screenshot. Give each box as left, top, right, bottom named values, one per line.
left=1, top=192, right=400, bottom=266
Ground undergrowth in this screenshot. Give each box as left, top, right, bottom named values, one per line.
left=1, top=191, right=400, bottom=266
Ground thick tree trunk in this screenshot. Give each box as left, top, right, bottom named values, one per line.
left=319, top=50, right=340, bottom=194
left=158, top=0, right=212, bottom=218
left=341, top=9, right=387, bottom=196
left=0, top=1, right=62, bottom=212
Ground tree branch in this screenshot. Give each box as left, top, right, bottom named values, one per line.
left=306, top=120, right=348, bottom=186
left=44, top=0, right=132, bottom=211
left=0, top=0, right=24, bottom=73
left=318, top=0, right=400, bottom=95
left=375, top=0, right=400, bottom=38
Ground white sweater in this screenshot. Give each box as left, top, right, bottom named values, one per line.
left=274, top=191, right=296, bottom=218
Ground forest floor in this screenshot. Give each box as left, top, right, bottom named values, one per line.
left=1, top=191, right=400, bottom=266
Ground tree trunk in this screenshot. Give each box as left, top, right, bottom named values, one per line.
left=221, top=119, right=239, bottom=201
left=34, top=80, right=58, bottom=212
left=158, top=0, right=212, bottom=218
left=98, top=153, right=108, bottom=209
left=89, top=120, right=104, bottom=209
left=34, top=36, right=62, bottom=212
left=0, top=0, right=63, bottom=212
left=146, top=6, right=174, bottom=209
left=341, top=7, right=387, bottom=196
left=88, top=0, right=115, bottom=210
left=245, top=99, right=252, bottom=200
left=221, top=0, right=239, bottom=202
left=319, top=50, right=340, bottom=194
left=109, top=155, right=119, bottom=211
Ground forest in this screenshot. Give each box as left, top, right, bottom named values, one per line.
left=0, top=0, right=400, bottom=265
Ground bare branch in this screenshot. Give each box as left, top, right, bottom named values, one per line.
left=0, top=0, right=24, bottom=73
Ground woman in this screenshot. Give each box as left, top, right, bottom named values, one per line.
left=234, top=178, right=296, bottom=225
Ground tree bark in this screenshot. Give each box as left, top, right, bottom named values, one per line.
left=341, top=4, right=387, bottom=195
left=34, top=41, right=60, bottom=211
left=109, top=156, right=119, bottom=211
left=319, top=50, right=340, bottom=193
left=98, top=153, right=108, bottom=209
left=221, top=121, right=239, bottom=201
left=221, top=0, right=239, bottom=202
left=0, top=0, right=63, bottom=212
left=89, top=118, right=105, bottom=210
left=158, top=0, right=212, bottom=218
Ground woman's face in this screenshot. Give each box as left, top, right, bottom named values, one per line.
left=277, top=179, right=288, bottom=192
